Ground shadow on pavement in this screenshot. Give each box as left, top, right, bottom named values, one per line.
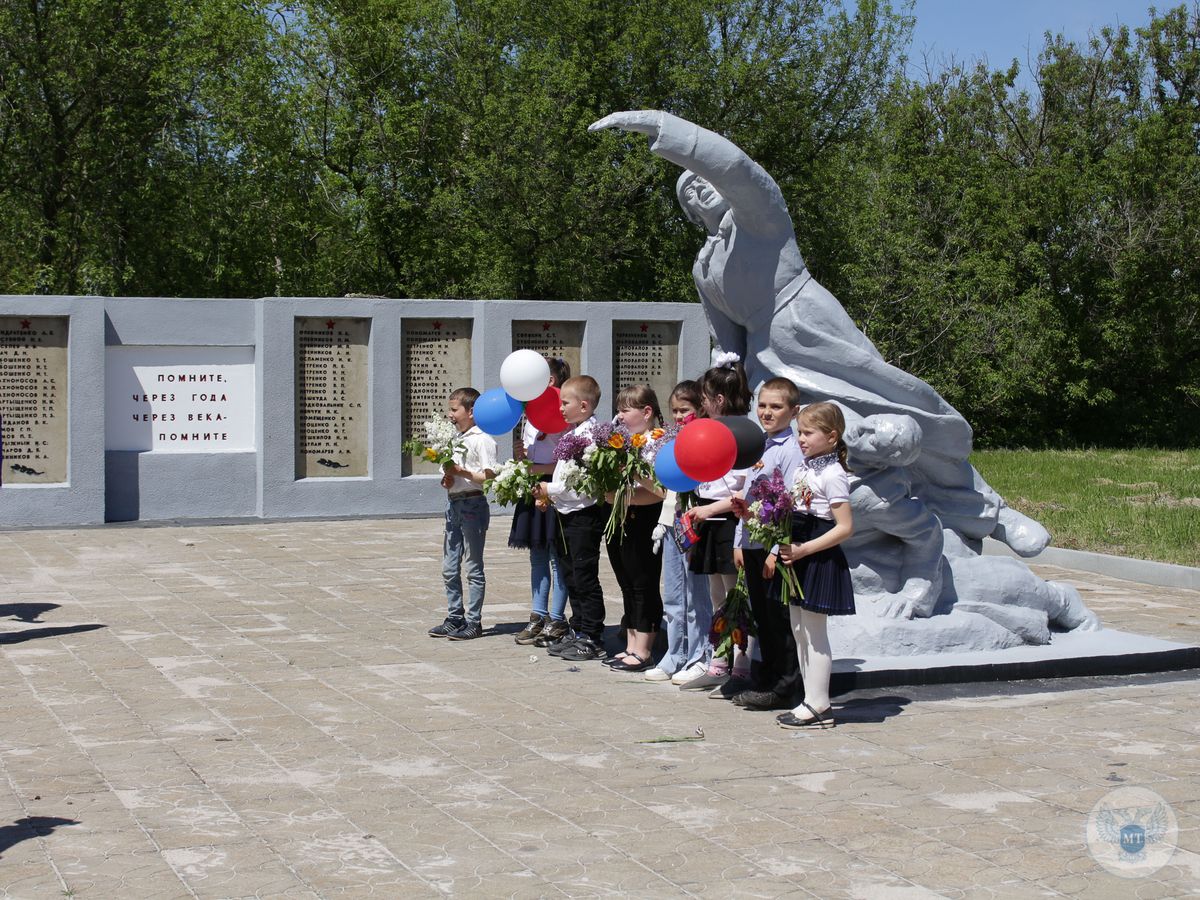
left=0, top=623, right=106, bottom=645
left=0, top=603, right=60, bottom=623
left=0, top=817, right=79, bottom=858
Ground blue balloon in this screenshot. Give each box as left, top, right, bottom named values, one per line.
left=654, top=440, right=701, bottom=492
left=473, top=387, right=524, bottom=435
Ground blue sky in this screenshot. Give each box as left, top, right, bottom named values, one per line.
left=908, top=0, right=1160, bottom=73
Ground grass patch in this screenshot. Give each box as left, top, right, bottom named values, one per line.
left=971, top=449, right=1200, bottom=568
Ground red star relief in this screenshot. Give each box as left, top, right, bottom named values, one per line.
left=432, top=321, right=443, bottom=331
left=325, top=319, right=336, bottom=330
left=20, top=319, right=31, bottom=330
left=640, top=323, right=649, bottom=333
left=542, top=322, right=551, bottom=331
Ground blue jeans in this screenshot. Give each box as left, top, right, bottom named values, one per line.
left=529, top=544, right=569, bottom=621
left=443, top=495, right=490, bottom=626
left=658, top=537, right=712, bottom=675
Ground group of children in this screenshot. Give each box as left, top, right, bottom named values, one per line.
left=429, top=355, right=855, bottom=730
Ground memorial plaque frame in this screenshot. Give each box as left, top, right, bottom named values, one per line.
left=401, top=317, right=473, bottom=476
left=0, top=315, right=69, bottom=485
left=612, top=320, right=681, bottom=413
left=294, top=316, right=371, bottom=479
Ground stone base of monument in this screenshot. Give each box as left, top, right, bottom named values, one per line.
left=830, top=628, right=1200, bottom=694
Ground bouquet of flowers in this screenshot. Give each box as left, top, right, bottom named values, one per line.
left=401, top=419, right=462, bottom=469
left=585, top=421, right=661, bottom=542
left=740, top=466, right=803, bottom=605
left=484, top=459, right=542, bottom=507
left=551, top=429, right=594, bottom=494
left=709, top=569, right=755, bottom=664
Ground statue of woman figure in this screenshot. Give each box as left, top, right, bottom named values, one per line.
left=590, top=109, right=1046, bottom=553
left=590, top=110, right=1099, bottom=642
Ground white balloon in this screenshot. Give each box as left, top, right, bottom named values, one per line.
left=500, top=350, right=551, bottom=402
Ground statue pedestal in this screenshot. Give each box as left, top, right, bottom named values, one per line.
left=830, top=629, right=1200, bottom=694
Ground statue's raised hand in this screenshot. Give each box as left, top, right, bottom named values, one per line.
left=588, top=110, right=663, bottom=136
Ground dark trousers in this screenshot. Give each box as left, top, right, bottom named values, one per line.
left=606, top=502, right=664, bottom=633
left=743, top=547, right=801, bottom=699
left=555, top=503, right=607, bottom=643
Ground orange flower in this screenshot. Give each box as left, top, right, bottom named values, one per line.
left=732, top=628, right=744, bottom=646
left=630, top=433, right=647, bottom=449
left=422, top=448, right=437, bottom=462
left=650, top=427, right=665, bottom=440
left=608, top=434, right=625, bottom=449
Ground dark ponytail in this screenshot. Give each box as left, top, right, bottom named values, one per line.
left=699, top=358, right=751, bottom=416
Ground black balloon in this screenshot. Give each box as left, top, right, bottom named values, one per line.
left=719, top=415, right=765, bottom=469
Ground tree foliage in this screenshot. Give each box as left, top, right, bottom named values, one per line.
left=0, top=0, right=1196, bottom=446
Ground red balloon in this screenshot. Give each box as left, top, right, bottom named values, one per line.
left=674, top=419, right=737, bottom=482
left=525, top=386, right=569, bottom=434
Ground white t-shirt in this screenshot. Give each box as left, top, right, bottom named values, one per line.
left=448, top=426, right=498, bottom=495
left=697, top=468, right=749, bottom=502
left=792, top=453, right=850, bottom=520
left=522, top=419, right=565, bottom=465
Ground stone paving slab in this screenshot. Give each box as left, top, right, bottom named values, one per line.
left=0, top=518, right=1198, bottom=898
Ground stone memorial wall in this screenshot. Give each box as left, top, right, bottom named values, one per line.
left=0, top=296, right=707, bottom=525
left=0, top=315, right=69, bottom=484
left=295, top=317, right=370, bottom=478
left=401, top=318, right=472, bottom=475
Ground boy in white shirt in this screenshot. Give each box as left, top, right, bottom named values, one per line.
left=428, top=387, right=498, bottom=641
left=533, top=375, right=607, bottom=660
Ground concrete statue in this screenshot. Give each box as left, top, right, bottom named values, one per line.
left=590, top=110, right=1100, bottom=655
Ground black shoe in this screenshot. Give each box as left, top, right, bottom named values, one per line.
left=558, top=636, right=602, bottom=661
left=428, top=619, right=463, bottom=637
left=545, top=630, right=579, bottom=656
left=447, top=622, right=482, bottom=641
left=735, top=689, right=791, bottom=711
left=535, top=620, right=570, bottom=648
left=514, top=613, right=548, bottom=645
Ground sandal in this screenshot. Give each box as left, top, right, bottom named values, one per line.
left=776, top=702, right=835, bottom=729
left=608, top=652, right=651, bottom=673
left=603, top=652, right=633, bottom=667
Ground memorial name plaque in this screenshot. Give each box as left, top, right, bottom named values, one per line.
left=511, top=320, right=583, bottom=383
left=402, top=318, right=472, bottom=475
left=295, top=317, right=370, bottom=479
left=0, top=316, right=68, bottom=484
left=105, top=346, right=256, bottom=452
left=612, top=320, right=680, bottom=412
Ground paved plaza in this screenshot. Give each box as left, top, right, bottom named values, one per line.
left=1, top=517, right=1198, bottom=898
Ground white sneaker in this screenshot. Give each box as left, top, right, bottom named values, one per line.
left=671, top=662, right=709, bottom=685
left=643, top=667, right=672, bottom=683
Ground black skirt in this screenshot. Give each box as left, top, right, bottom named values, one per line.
left=688, top=498, right=738, bottom=575
left=508, top=497, right=557, bottom=550
left=789, top=513, right=855, bottom=615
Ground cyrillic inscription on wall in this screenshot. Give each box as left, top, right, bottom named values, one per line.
left=295, top=317, right=370, bottom=478
left=402, top=318, right=472, bottom=475
left=511, top=320, right=583, bottom=385
left=612, top=321, right=680, bottom=414
left=0, top=316, right=68, bottom=484
left=105, top=346, right=256, bottom=452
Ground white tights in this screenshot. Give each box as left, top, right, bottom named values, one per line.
left=790, top=606, right=832, bottom=715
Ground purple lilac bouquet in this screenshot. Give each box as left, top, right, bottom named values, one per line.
left=551, top=429, right=593, bottom=495
left=743, top=467, right=803, bottom=606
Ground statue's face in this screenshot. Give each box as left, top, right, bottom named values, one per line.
left=680, top=176, right=729, bottom=229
